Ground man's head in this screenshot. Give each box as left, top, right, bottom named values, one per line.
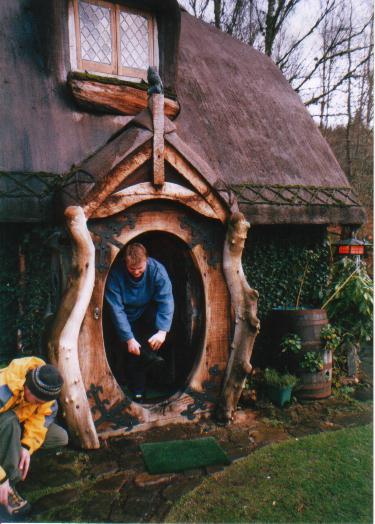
left=24, top=364, right=64, bottom=404
left=124, top=243, right=148, bottom=279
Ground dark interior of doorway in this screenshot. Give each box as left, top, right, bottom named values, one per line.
left=103, top=231, right=205, bottom=403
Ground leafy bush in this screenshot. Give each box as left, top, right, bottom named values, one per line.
left=281, top=333, right=302, bottom=354
left=299, top=351, right=324, bottom=373
left=323, top=257, right=373, bottom=345
left=320, top=323, right=341, bottom=352
left=263, top=368, right=298, bottom=388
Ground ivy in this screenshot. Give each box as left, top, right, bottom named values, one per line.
left=242, top=225, right=330, bottom=365
left=243, top=225, right=330, bottom=320
left=0, top=225, right=21, bottom=362
left=0, top=225, right=54, bottom=364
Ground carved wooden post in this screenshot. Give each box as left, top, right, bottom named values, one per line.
left=216, top=212, right=260, bottom=423
left=149, top=93, right=165, bottom=186
left=48, top=206, right=99, bottom=448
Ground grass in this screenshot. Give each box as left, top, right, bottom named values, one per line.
left=166, top=424, right=373, bottom=523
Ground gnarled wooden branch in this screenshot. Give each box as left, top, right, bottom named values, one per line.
left=216, top=212, right=260, bottom=423
left=48, top=206, right=99, bottom=448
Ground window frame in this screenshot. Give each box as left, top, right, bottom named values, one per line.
left=73, top=0, right=156, bottom=80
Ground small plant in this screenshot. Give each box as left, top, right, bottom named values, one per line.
left=320, top=323, right=341, bottom=352
left=281, top=333, right=302, bottom=354
left=263, top=368, right=298, bottom=389
left=300, top=351, right=324, bottom=373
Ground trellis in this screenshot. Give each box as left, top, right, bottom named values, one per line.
left=232, top=184, right=362, bottom=207
left=0, top=173, right=363, bottom=211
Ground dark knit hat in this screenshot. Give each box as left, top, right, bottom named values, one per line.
left=25, top=365, right=64, bottom=401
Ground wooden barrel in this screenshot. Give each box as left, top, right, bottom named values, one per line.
left=297, top=349, right=332, bottom=399
left=271, top=308, right=328, bottom=349
left=270, top=308, right=331, bottom=399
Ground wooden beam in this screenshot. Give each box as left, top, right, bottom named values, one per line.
left=92, top=182, right=219, bottom=219
left=83, top=142, right=152, bottom=218
left=165, top=144, right=228, bottom=223
left=69, top=77, right=180, bottom=119
left=149, top=94, right=165, bottom=187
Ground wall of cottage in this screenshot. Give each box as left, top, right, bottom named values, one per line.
left=0, top=223, right=329, bottom=367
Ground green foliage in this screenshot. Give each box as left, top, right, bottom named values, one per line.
left=299, top=351, right=324, bottom=373
left=263, top=368, right=298, bottom=388
left=243, top=226, right=330, bottom=322
left=0, top=225, right=21, bottom=362
left=281, top=333, right=302, bottom=354
left=324, top=257, right=373, bottom=345
left=18, top=226, right=53, bottom=356
left=320, top=323, right=341, bottom=352
left=0, top=224, right=53, bottom=363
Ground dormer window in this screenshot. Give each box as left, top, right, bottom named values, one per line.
left=72, top=0, right=157, bottom=80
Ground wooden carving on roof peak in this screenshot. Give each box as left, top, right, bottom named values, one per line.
left=59, top=108, right=234, bottom=223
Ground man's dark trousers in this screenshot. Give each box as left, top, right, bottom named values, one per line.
left=124, top=308, right=161, bottom=396
left=0, top=411, right=68, bottom=484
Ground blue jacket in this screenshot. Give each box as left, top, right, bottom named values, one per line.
left=105, top=257, right=174, bottom=342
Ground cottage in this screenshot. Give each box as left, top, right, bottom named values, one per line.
left=0, top=0, right=364, bottom=448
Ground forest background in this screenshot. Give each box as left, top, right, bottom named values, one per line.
left=179, top=0, right=374, bottom=239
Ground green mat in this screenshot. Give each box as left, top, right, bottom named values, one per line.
left=140, top=437, right=231, bottom=474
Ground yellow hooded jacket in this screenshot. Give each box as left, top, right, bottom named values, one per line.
left=0, top=356, right=58, bottom=483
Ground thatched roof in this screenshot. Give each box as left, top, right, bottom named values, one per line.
left=174, top=13, right=364, bottom=224
left=0, top=1, right=365, bottom=224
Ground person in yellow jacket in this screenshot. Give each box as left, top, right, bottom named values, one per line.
left=0, top=356, right=68, bottom=517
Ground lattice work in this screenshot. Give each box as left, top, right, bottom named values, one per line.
left=79, top=1, right=112, bottom=65
left=0, top=173, right=59, bottom=199
left=120, top=11, right=149, bottom=70
left=231, top=184, right=362, bottom=207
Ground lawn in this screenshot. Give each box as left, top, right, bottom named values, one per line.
left=166, top=424, right=373, bottom=523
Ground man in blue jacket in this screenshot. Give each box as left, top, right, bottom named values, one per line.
left=105, top=243, right=174, bottom=401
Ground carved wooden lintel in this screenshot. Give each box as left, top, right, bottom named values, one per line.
left=48, top=206, right=99, bottom=448
left=92, top=182, right=218, bottom=219
left=149, top=94, right=165, bottom=186
left=216, top=212, right=260, bottom=423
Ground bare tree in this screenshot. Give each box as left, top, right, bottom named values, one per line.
left=185, top=0, right=211, bottom=19
left=180, top=0, right=373, bottom=127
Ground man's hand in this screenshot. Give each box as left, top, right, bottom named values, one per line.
left=19, top=447, right=31, bottom=481
left=148, top=330, right=166, bottom=351
left=0, top=478, right=10, bottom=506
left=127, top=338, right=141, bottom=356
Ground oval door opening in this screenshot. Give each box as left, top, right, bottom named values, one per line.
left=103, top=231, right=205, bottom=403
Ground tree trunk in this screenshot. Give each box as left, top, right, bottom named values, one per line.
left=214, top=0, right=222, bottom=29
left=48, top=206, right=99, bottom=449
left=216, top=212, right=260, bottom=423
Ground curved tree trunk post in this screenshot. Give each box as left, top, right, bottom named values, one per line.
left=48, top=206, right=99, bottom=449
left=216, top=212, right=260, bottom=423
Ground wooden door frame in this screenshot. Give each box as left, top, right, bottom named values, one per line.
left=77, top=203, right=231, bottom=440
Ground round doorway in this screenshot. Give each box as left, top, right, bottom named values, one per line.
left=103, top=231, right=205, bottom=403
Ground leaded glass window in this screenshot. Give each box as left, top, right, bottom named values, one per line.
left=120, top=12, right=149, bottom=70
left=79, top=2, right=112, bottom=65
left=74, top=0, right=155, bottom=79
